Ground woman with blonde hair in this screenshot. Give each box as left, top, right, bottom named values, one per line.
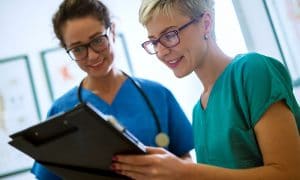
left=112, top=0, right=300, bottom=179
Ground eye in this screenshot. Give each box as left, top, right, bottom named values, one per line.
left=71, top=46, right=85, bottom=54
left=162, top=31, right=177, bottom=41
left=151, top=39, right=159, bottom=46
left=91, top=36, right=104, bottom=46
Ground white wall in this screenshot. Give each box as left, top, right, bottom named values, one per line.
left=0, top=0, right=63, bottom=118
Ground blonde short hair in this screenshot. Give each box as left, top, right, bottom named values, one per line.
left=139, top=0, right=215, bottom=39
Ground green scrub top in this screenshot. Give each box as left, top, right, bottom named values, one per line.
left=193, top=52, right=300, bottom=169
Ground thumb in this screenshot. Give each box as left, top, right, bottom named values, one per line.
left=146, top=146, right=168, bottom=154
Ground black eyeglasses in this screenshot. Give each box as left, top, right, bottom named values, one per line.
left=141, top=14, right=203, bottom=55
left=66, top=28, right=110, bottom=61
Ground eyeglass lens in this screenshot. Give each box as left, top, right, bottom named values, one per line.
left=68, top=35, right=108, bottom=61
left=142, top=16, right=201, bottom=55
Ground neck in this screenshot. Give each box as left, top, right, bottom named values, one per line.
left=194, top=43, right=231, bottom=93
left=83, top=69, right=126, bottom=102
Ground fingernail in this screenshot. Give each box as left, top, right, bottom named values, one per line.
left=115, top=170, right=122, bottom=174
left=112, top=156, right=118, bottom=161
left=110, top=164, right=115, bottom=170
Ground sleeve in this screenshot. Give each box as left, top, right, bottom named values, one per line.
left=241, top=53, right=296, bottom=127
left=31, top=89, right=79, bottom=179
left=30, top=104, right=62, bottom=179
left=31, top=162, right=61, bottom=180
left=165, top=89, right=194, bottom=156
left=30, top=103, right=62, bottom=179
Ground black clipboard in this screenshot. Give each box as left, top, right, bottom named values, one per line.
left=8, top=103, right=146, bottom=179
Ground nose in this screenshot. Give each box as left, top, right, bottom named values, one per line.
left=86, top=46, right=99, bottom=61
left=156, top=42, right=170, bottom=58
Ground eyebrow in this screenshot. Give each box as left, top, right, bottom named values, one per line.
left=148, top=26, right=177, bottom=39
left=68, top=31, right=105, bottom=47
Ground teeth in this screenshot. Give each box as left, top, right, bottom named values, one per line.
left=169, top=60, right=177, bottom=64
left=91, top=59, right=103, bottom=67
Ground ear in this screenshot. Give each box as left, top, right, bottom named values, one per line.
left=109, top=22, right=116, bottom=42
left=202, top=12, right=213, bottom=34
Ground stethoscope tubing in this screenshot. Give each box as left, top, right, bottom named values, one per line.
left=77, top=73, right=162, bottom=134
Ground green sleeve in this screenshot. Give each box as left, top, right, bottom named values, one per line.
left=241, top=53, right=295, bottom=127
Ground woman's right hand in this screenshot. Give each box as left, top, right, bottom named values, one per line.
left=111, top=146, right=192, bottom=180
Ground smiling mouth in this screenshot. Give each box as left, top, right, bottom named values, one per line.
left=166, top=57, right=182, bottom=68
left=169, top=59, right=178, bottom=64
left=89, top=59, right=104, bottom=67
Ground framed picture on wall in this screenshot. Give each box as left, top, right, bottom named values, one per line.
left=41, top=33, right=134, bottom=101
left=0, top=55, right=41, bottom=177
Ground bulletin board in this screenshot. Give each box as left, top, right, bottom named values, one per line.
left=0, top=55, right=41, bottom=177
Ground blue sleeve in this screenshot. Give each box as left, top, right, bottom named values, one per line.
left=31, top=88, right=79, bottom=179
left=165, top=89, right=194, bottom=156
left=31, top=162, right=61, bottom=180
left=31, top=106, right=62, bottom=179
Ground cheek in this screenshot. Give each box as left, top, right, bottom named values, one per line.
left=184, top=38, right=202, bottom=55
left=107, top=46, right=115, bottom=62
left=76, top=62, right=87, bottom=71
left=107, top=41, right=114, bottom=55
left=155, top=54, right=164, bottom=62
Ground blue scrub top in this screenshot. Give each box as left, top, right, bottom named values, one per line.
left=32, top=77, right=194, bottom=179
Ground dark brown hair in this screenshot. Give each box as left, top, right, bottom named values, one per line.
left=52, top=0, right=111, bottom=48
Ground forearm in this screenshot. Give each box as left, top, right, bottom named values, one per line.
left=182, top=162, right=300, bottom=180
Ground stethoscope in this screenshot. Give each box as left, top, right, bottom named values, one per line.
left=77, top=73, right=170, bottom=147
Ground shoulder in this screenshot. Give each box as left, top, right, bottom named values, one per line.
left=132, top=77, right=165, bottom=87
left=132, top=77, right=170, bottom=93
left=47, top=87, right=79, bottom=116
left=231, top=52, right=289, bottom=81
left=130, top=77, right=176, bottom=100
left=233, top=52, right=285, bottom=71
left=52, top=87, right=78, bottom=106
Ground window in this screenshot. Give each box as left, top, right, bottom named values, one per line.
left=263, top=0, right=300, bottom=101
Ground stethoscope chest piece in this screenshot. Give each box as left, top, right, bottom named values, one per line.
left=155, top=132, right=170, bottom=147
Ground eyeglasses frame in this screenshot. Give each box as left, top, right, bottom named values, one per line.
left=66, top=28, right=111, bottom=61
left=141, top=14, right=204, bottom=55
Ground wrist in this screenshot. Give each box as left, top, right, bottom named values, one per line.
left=180, top=160, right=197, bottom=179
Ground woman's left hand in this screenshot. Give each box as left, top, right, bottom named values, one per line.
left=111, top=146, right=190, bottom=180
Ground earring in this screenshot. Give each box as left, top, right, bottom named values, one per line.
left=204, top=34, right=209, bottom=40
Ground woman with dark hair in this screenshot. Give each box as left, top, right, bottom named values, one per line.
left=31, top=0, right=194, bottom=179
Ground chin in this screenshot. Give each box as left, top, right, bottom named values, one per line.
left=173, top=71, right=189, bottom=78
left=173, top=70, right=193, bottom=78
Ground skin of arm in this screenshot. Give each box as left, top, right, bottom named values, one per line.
left=112, top=101, right=300, bottom=180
